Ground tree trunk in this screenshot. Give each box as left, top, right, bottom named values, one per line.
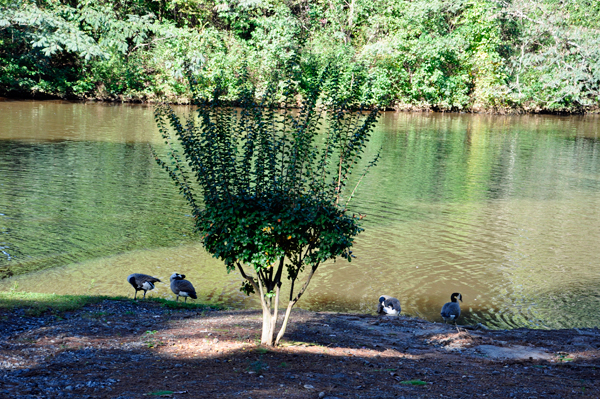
left=275, top=301, right=295, bottom=345
left=257, top=274, right=284, bottom=346
left=261, top=303, right=274, bottom=345
left=274, top=262, right=320, bottom=345
left=236, top=261, right=293, bottom=346
left=269, top=284, right=281, bottom=341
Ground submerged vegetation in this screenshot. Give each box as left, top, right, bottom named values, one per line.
left=1, top=0, right=599, bottom=112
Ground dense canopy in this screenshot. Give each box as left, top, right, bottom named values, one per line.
left=1, top=0, right=599, bottom=112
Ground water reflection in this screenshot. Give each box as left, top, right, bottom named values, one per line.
left=1, top=101, right=600, bottom=329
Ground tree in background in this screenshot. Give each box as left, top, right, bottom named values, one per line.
left=499, top=0, right=600, bottom=112
left=152, top=65, right=379, bottom=345
left=1, top=0, right=599, bottom=112
left=0, top=0, right=207, bottom=99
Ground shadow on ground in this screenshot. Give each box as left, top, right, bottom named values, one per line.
left=1, top=299, right=599, bottom=398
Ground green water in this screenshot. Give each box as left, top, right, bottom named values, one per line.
left=1, top=99, right=599, bottom=329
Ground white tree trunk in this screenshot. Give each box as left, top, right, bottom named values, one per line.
left=275, top=263, right=320, bottom=345
left=261, top=304, right=274, bottom=345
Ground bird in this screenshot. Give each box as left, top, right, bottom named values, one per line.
left=377, top=295, right=401, bottom=316
left=170, top=272, right=197, bottom=302
left=127, top=273, right=161, bottom=300
left=441, top=293, right=463, bottom=324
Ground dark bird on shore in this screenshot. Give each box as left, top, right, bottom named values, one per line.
left=127, top=273, right=161, bottom=300
left=441, top=293, right=462, bottom=324
left=170, top=273, right=197, bottom=302
left=377, top=295, right=401, bottom=316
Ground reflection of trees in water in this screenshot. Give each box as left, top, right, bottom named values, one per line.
left=0, top=140, right=194, bottom=279
left=1, top=107, right=600, bottom=329
left=357, top=113, right=600, bottom=211
left=342, top=112, right=600, bottom=329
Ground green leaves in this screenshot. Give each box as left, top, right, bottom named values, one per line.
left=154, top=65, right=379, bottom=305
left=194, top=192, right=364, bottom=271
left=500, top=0, right=600, bottom=111
left=2, top=0, right=598, bottom=111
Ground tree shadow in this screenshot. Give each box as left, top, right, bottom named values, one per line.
left=2, top=301, right=599, bottom=398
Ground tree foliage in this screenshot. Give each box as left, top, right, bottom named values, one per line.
left=498, top=0, right=600, bottom=111
left=152, top=65, right=380, bottom=345
left=1, top=0, right=599, bottom=112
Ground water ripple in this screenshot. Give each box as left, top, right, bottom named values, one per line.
left=1, top=104, right=600, bottom=329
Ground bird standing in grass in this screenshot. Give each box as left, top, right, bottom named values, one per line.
left=127, top=273, right=161, bottom=300
left=441, top=293, right=462, bottom=324
left=170, top=273, right=197, bottom=302
left=377, top=295, right=402, bottom=316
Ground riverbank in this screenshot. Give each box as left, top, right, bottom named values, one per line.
left=2, top=96, right=600, bottom=115
left=0, top=295, right=598, bottom=398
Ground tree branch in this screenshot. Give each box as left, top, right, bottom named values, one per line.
left=236, top=262, right=260, bottom=297
left=290, top=261, right=320, bottom=305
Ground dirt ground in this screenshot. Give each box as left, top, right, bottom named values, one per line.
left=0, top=299, right=599, bottom=398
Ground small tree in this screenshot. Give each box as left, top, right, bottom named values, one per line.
left=153, top=66, right=379, bottom=346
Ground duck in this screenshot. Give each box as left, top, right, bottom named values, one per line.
left=170, top=273, right=197, bottom=302
left=127, top=273, right=161, bottom=300
left=377, top=295, right=401, bottom=316
left=441, top=293, right=462, bottom=324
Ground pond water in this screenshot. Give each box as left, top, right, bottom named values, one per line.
left=1, top=99, right=599, bottom=329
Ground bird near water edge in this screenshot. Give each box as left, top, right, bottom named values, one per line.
left=377, top=295, right=402, bottom=316
left=127, top=273, right=161, bottom=300
left=170, top=273, right=197, bottom=303
left=441, top=292, right=463, bottom=324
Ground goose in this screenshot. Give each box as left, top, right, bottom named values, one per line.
left=127, top=273, right=161, bottom=300
left=170, top=273, right=197, bottom=302
left=441, top=293, right=462, bottom=324
left=377, top=295, right=401, bottom=316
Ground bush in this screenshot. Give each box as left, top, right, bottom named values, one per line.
left=153, top=64, right=380, bottom=345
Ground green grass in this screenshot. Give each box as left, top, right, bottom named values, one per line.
left=0, top=291, right=221, bottom=316
left=556, top=353, right=574, bottom=362
left=0, top=291, right=125, bottom=316
left=400, top=379, right=427, bottom=386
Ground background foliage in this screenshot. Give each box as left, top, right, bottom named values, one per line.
left=1, top=0, right=599, bottom=112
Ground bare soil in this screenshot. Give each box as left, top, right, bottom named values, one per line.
left=1, top=299, right=599, bottom=398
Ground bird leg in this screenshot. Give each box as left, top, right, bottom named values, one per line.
left=184, top=297, right=188, bottom=303
left=454, top=322, right=462, bottom=333
left=143, top=290, right=147, bottom=299
left=134, top=290, right=138, bottom=300
left=176, top=296, right=179, bottom=302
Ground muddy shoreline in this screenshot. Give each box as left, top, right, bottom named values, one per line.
left=1, top=299, right=599, bottom=398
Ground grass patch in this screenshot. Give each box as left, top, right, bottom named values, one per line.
left=0, top=291, right=127, bottom=316
left=247, top=359, right=267, bottom=374
left=280, top=340, right=322, bottom=347
left=0, top=291, right=221, bottom=316
left=556, top=353, right=574, bottom=362
left=143, top=330, right=164, bottom=348
left=400, top=379, right=427, bottom=386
